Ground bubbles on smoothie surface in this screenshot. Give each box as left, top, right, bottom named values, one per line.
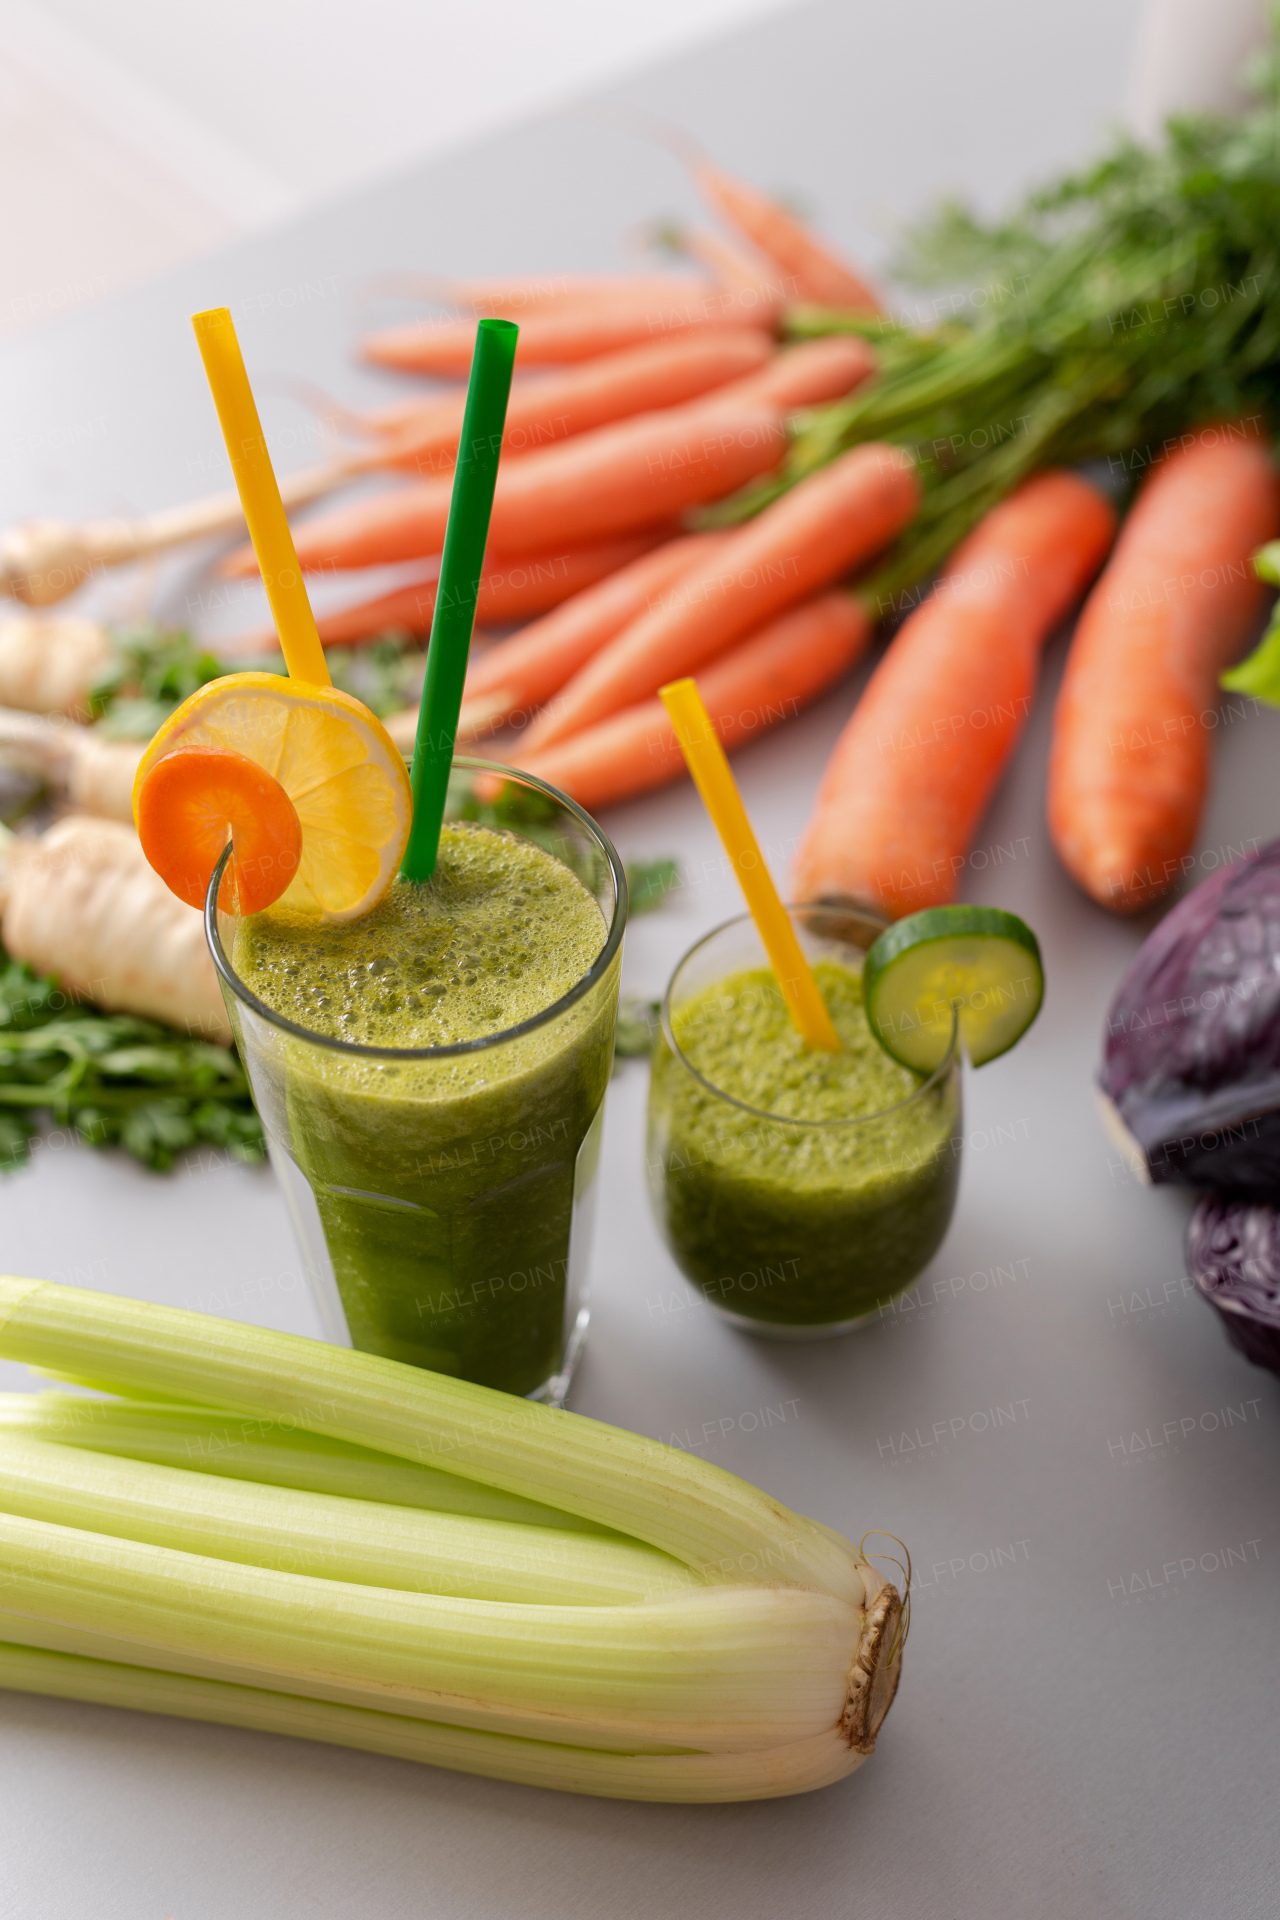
left=233, top=822, right=606, bottom=1046
left=672, top=961, right=921, bottom=1122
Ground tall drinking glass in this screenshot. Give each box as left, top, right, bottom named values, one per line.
left=206, top=758, right=626, bottom=1403
left=646, top=903, right=961, bottom=1336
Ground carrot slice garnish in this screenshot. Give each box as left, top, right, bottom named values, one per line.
left=135, top=745, right=302, bottom=914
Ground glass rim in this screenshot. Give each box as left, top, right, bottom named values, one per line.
left=659, top=903, right=959, bottom=1131
left=205, top=754, right=628, bottom=1062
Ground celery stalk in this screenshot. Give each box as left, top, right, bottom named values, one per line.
left=0, top=1435, right=696, bottom=1605
left=0, top=1394, right=610, bottom=1535
left=0, top=1611, right=691, bottom=1753
left=0, top=1510, right=861, bottom=1753
left=0, top=1641, right=871, bottom=1802
left=0, top=1278, right=867, bottom=1604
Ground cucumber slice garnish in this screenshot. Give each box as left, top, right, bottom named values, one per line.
left=862, top=905, right=1044, bottom=1071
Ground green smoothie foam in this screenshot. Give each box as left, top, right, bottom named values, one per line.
left=233, top=822, right=617, bottom=1396
left=647, top=959, right=960, bottom=1328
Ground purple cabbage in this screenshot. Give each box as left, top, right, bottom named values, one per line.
left=1187, top=1195, right=1280, bottom=1375
left=1099, top=838, right=1280, bottom=1195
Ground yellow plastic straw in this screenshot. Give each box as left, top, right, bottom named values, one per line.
left=191, top=307, right=330, bottom=687
left=660, top=677, right=841, bottom=1052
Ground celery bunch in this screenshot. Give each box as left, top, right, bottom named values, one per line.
left=0, top=1277, right=905, bottom=1802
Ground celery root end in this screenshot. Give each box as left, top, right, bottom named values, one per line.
left=841, top=1583, right=902, bottom=1753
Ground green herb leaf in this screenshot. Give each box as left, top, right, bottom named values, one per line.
left=1221, top=535, right=1280, bottom=702
left=88, top=622, right=427, bottom=740
left=624, top=858, right=681, bottom=914
left=0, top=945, right=265, bottom=1174
left=614, top=995, right=660, bottom=1060
left=325, top=637, right=428, bottom=717
left=1222, top=603, right=1280, bottom=708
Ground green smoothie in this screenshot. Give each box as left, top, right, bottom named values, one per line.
left=231, top=822, right=618, bottom=1396
left=647, top=958, right=960, bottom=1329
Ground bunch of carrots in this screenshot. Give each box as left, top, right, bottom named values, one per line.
left=211, top=162, right=930, bottom=862
left=5, top=141, right=1278, bottom=936
left=242, top=149, right=1275, bottom=921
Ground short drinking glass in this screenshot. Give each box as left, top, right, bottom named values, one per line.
left=646, top=903, right=961, bottom=1336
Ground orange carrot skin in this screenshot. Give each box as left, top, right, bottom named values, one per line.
left=135, top=746, right=302, bottom=914
left=524, top=442, right=918, bottom=749
left=713, top=335, right=876, bottom=414
left=1048, top=426, right=1280, bottom=913
left=228, top=407, right=785, bottom=577
left=362, top=283, right=781, bottom=375
left=792, top=471, right=1117, bottom=917
left=514, top=593, right=870, bottom=812
left=365, top=328, right=872, bottom=443
left=380, top=330, right=775, bottom=476
left=695, top=162, right=881, bottom=313
left=428, top=275, right=691, bottom=321
left=461, top=532, right=730, bottom=723
left=364, top=275, right=687, bottom=330
left=377, top=334, right=869, bottom=476
left=669, top=227, right=783, bottom=300
left=287, top=535, right=668, bottom=650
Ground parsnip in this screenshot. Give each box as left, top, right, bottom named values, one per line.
left=0, top=708, right=141, bottom=822
left=0, top=816, right=229, bottom=1040
left=0, top=615, right=112, bottom=719
left=0, top=464, right=351, bottom=610
left=65, top=733, right=145, bottom=821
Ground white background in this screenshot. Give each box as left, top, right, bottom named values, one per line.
left=0, top=0, right=1271, bottom=340
left=0, top=0, right=796, bottom=336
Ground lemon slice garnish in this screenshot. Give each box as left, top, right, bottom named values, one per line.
left=133, top=673, right=412, bottom=922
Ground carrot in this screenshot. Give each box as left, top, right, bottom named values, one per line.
left=656, top=225, right=786, bottom=305
left=224, top=405, right=785, bottom=577
left=791, top=471, right=1117, bottom=917
left=226, top=350, right=869, bottom=587
left=135, top=746, right=302, bottom=916
left=360, top=282, right=781, bottom=376
left=282, top=534, right=668, bottom=651
left=372, top=332, right=867, bottom=471
left=458, top=532, right=730, bottom=738
left=510, top=593, right=870, bottom=812
left=690, top=158, right=881, bottom=313
left=1047, top=424, right=1280, bottom=913
left=718, top=335, right=876, bottom=412
left=521, top=442, right=919, bottom=751
left=402, top=274, right=692, bottom=321
left=365, top=370, right=602, bottom=436
left=376, top=330, right=774, bottom=476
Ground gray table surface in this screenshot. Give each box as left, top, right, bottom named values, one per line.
left=9, top=3, right=1280, bottom=1915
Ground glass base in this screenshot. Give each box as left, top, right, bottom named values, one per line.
left=710, top=1300, right=883, bottom=1341
left=530, top=1305, right=590, bottom=1406
left=270, top=1139, right=592, bottom=1402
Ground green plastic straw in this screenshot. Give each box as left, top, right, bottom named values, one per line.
left=401, top=317, right=518, bottom=881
